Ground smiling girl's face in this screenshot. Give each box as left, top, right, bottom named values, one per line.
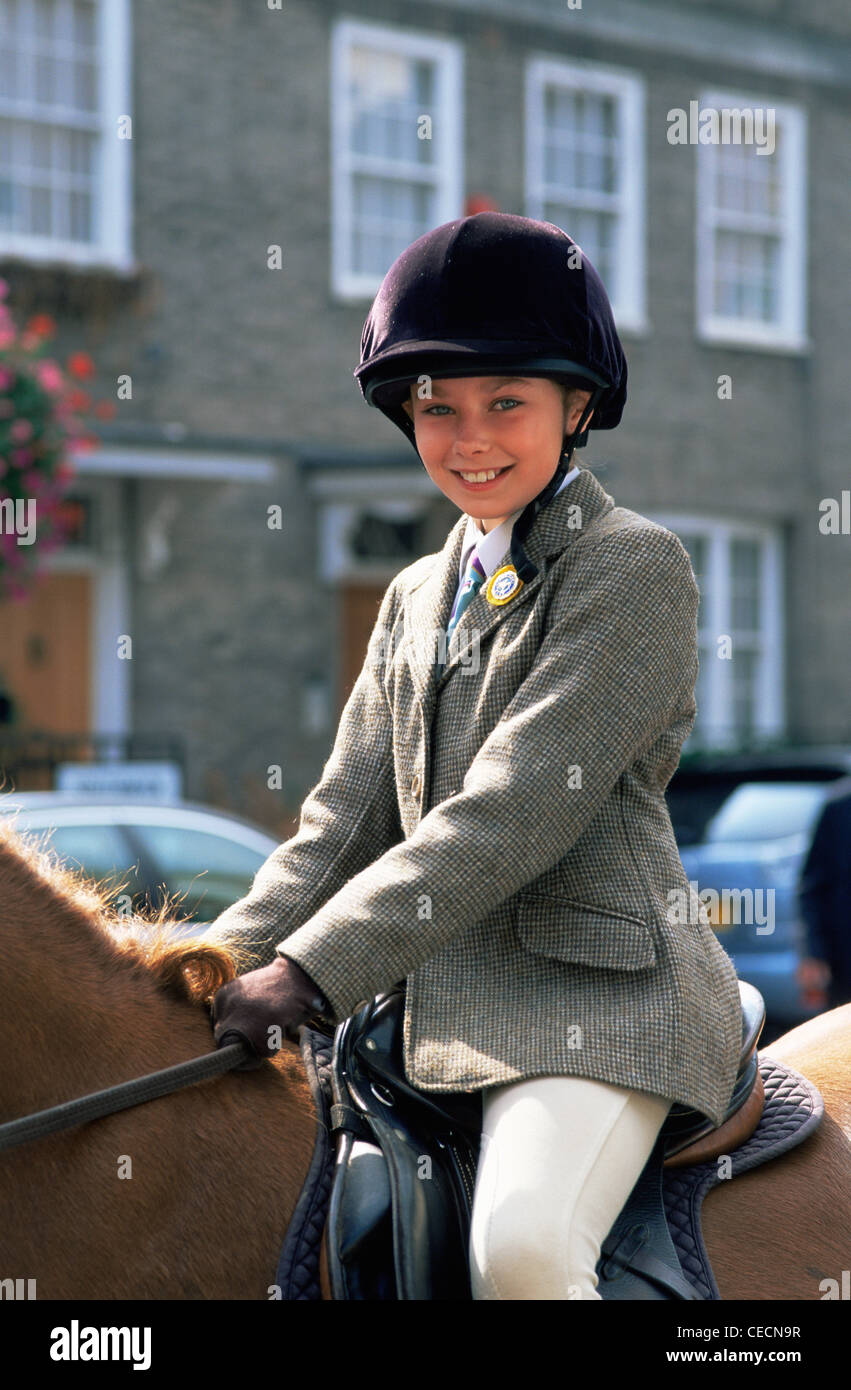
left=401, top=375, right=593, bottom=532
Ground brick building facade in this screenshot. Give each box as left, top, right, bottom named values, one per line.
left=1, top=0, right=848, bottom=835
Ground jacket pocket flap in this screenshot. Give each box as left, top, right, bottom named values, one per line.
left=515, top=894, right=657, bottom=971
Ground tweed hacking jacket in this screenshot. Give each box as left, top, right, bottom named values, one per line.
left=211, top=464, right=743, bottom=1128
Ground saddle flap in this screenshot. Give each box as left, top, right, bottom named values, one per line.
left=327, top=992, right=479, bottom=1299
left=333, top=1140, right=392, bottom=1261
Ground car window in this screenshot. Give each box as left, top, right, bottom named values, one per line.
left=36, top=824, right=147, bottom=899
left=127, top=823, right=267, bottom=921
left=666, top=780, right=742, bottom=846
left=704, top=782, right=828, bottom=843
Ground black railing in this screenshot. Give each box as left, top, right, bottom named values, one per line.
left=0, top=731, right=186, bottom=793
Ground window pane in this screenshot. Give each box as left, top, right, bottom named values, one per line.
left=344, top=41, right=444, bottom=282
left=32, top=0, right=58, bottom=40
left=72, top=0, right=96, bottom=47
left=352, top=174, right=433, bottom=276
left=0, top=177, right=14, bottom=224
left=730, top=646, right=758, bottom=736
left=745, top=150, right=780, bottom=218
left=349, top=46, right=436, bottom=166
left=543, top=86, right=618, bottom=195
left=692, top=642, right=711, bottom=739
left=30, top=182, right=52, bottom=234
left=731, top=537, right=761, bottom=631
left=680, top=533, right=707, bottom=580
left=706, top=782, right=827, bottom=843
left=40, top=822, right=146, bottom=897
left=30, top=121, right=52, bottom=168
left=0, top=45, right=17, bottom=97
left=714, top=230, right=781, bottom=323
left=540, top=81, right=622, bottom=300
left=672, top=529, right=777, bottom=745
left=545, top=135, right=576, bottom=190
left=34, top=54, right=59, bottom=104
left=69, top=126, right=94, bottom=173
left=0, top=1, right=16, bottom=39
left=544, top=202, right=616, bottom=290
left=713, top=133, right=783, bottom=220
left=73, top=58, right=97, bottom=110
left=679, top=533, right=708, bottom=630
left=130, top=823, right=268, bottom=922
left=69, top=186, right=90, bottom=238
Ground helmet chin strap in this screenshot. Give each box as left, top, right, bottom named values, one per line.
left=508, top=388, right=603, bottom=583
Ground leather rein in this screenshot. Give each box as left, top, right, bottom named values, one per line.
left=0, top=1039, right=254, bottom=1154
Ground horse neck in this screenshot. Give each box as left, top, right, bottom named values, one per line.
left=0, top=842, right=320, bottom=1297
left=0, top=865, right=209, bottom=1115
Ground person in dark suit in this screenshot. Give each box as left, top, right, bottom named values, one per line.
left=797, top=775, right=851, bottom=1011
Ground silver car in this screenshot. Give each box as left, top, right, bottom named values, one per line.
left=0, top=791, right=279, bottom=930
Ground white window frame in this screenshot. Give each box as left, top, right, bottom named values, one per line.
left=0, top=0, right=132, bottom=270
left=525, top=55, right=647, bottom=334
left=696, top=90, right=807, bottom=352
left=646, top=513, right=785, bottom=750
left=330, top=17, right=463, bottom=302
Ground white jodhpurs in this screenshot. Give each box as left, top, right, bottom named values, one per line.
left=468, top=1073, right=672, bottom=1300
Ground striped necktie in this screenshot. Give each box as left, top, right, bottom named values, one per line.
left=437, top=546, right=486, bottom=673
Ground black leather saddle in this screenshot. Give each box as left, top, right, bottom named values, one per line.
left=323, top=980, right=767, bottom=1300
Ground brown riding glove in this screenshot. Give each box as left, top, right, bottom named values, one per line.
left=211, top=955, right=332, bottom=1070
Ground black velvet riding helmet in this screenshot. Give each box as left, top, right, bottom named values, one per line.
left=354, top=212, right=628, bottom=582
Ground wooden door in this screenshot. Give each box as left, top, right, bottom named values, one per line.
left=339, top=581, right=388, bottom=714
left=0, top=572, right=92, bottom=738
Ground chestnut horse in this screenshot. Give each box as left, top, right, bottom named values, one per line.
left=1, top=815, right=849, bottom=1300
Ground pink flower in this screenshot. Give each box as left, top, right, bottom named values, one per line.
left=10, top=418, right=33, bottom=443
left=0, top=278, right=9, bottom=299
left=0, top=532, right=23, bottom=559
left=0, top=329, right=15, bottom=348
left=22, top=469, right=42, bottom=491
left=10, top=448, right=33, bottom=468
left=0, top=365, right=14, bottom=390
left=35, top=360, right=65, bottom=393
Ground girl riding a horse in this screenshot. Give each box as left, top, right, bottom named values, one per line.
left=210, top=212, right=743, bottom=1300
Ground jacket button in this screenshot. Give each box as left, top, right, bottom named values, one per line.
left=411, top=772, right=422, bottom=797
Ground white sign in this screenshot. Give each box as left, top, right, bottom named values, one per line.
left=55, top=761, right=183, bottom=800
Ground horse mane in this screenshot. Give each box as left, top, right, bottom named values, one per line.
left=0, top=811, right=257, bottom=1004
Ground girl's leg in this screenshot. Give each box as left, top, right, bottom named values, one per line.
left=469, top=1073, right=671, bottom=1300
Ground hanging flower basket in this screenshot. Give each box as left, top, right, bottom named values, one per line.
left=0, top=277, right=116, bottom=602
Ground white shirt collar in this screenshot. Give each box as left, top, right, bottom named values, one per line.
left=458, top=464, right=580, bottom=584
